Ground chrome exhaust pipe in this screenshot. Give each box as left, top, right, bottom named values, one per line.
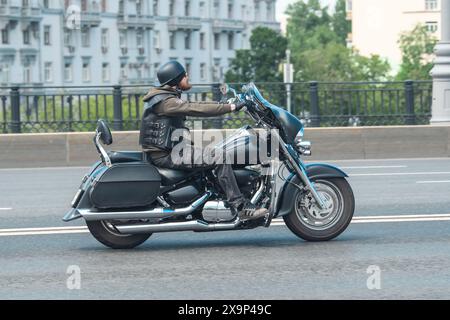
left=114, top=218, right=242, bottom=234
left=79, top=192, right=211, bottom=221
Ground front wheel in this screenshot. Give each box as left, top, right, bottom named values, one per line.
left=86, top=220, right=152, bottom=249
left=283, top=178, right=355, bottom=242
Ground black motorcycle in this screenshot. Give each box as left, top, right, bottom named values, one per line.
left=63, top=83, right=355, bottom=249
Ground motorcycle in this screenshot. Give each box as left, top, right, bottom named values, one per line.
left=63, top=83, right=355, bottom=249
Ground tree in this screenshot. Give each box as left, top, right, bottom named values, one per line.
left=286, top=0, right=391, bottom=82
left=332, top=0, right=351, bottom=45
left=225, top=27, right=287, bottom=83
left=396, top=24, right=438, bottom=80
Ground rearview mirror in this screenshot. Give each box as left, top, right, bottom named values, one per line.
left=96, top=119, right=113, bottom=146
left=219, top=83, right=229, bottom=95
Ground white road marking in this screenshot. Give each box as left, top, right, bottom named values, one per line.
left=350, top=172, right=450, bottom=177
left=1, top=214, right=450, bottom=237
left=416, top=181, right=450, bottom=184
left=341, top=166, right=408, bottom=170
left=0, top=208, right=12, bottom=211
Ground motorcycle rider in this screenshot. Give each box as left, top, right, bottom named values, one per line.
left=140, top=61, right=268, bottom=221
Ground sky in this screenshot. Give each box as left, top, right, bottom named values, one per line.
left=276, top=0, right=338, bottom=33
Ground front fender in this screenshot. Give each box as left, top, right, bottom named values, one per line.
left=275, top=163, right=348, bottom=218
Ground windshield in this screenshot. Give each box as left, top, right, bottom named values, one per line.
left=242, top=83, right=304, bottom=145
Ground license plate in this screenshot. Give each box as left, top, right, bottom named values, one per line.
left=71, top=189, right=83, bottom=207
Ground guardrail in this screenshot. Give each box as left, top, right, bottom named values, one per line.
left=0, top=81, right=432, bottom=134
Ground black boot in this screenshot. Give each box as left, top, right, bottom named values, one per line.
left=237, top=202, right=269, bottom=221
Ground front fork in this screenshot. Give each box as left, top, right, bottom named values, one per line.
left=272, top=132, right=326, bottom=210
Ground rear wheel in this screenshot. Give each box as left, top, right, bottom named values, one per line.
left=86, top=220, right=151, bottom=249
left=283, top=178, right=354, bottom=242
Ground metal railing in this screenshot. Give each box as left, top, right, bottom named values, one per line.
left=0, top=81, right=433, bottom=134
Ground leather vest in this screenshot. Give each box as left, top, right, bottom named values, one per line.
left=139, top=93, right=187, bottom=152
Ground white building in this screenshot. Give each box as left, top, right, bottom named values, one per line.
left=0, top=0, right=279, bottom=87
left=347, top=0, right=441, bottom=70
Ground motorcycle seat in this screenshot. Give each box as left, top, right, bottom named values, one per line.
left=108, top=151, right=144, bottom=163
left=156, top=167, right=201, bottom=186
left=108, top=151, right=200, bottom=185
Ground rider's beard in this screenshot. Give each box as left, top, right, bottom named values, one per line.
left=179, top=79, right=193, bottom=91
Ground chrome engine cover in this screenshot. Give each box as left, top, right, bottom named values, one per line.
left=202, top=201, right=236, bottom=223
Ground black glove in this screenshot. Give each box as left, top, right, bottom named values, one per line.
left=234, top=100, right=252, bottom=112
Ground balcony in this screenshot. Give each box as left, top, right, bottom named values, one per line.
left=168, top=17, right=202, bottom=31
left=80, top=12, right=101, bottom=27
left=0, top=5, right=20, bottom=18
left=252, top=21, right=280, bottom=31
left=118, top=14, right=155, bottom=29
left=20, top=6, right=42, bottom=22
left=213, top=19, right=245, bottom=32
left=346, top=11, right=352, bottom=20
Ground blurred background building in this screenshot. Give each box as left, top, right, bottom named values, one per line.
left=347, top=0, right=441, bottom=70
left=0, top=0, right=280, bottom=87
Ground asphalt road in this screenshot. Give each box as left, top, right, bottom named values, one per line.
left=1, top=158, right=450, bottom=299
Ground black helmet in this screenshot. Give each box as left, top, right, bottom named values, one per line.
left=157, top=61, right=186, bottom=87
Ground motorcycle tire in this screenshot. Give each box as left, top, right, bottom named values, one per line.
left=283, top=177, right=355, bottom=242
left=86, top=220, right=152, bottom=249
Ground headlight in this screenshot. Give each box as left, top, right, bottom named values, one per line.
left=294, top=129, right=312, bottom=156
left=295, top=128, right=304, bottom=143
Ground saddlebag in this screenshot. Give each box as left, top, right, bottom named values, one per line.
left=90, top=163, right=161, bottom=209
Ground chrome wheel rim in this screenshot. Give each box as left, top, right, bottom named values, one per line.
left=294, top=180, right=344, bottom=231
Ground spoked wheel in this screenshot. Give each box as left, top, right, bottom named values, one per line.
left=86, top=220, right=152, bottom=249
left=283, top=178, right=355, bottom=242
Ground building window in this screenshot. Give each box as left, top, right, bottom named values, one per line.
left=185, top=0, right=190, bottom=16
left=213, top=60, right=221, bottom=82
left=153, top=30, right=161, bottom=51
left=200, top=63, right=206, bottom=81
left=119, top=30, right=127, bottom=48
left=185, top=31, right=191, bottom=50
left=82, top=62, right=91, bottom=82
left=185, top=61, right=191, bottom=76
left=213, top=0, right=220, bottom=17
left=64, top=29, right=72, bottom=46
left=136, top=30, right=144, bottom=48
left=81, top=29, right=90, bottom=47
left=1, top=28, right=9, bottom=44
left=120, top=63, right=128, bottom=80
left=43, top=0, right=49, bottom=8
left=81, top=0, right=87, bottom=11
left=169, top=0, right=175, bottom=16
left=23, top=66, right=32, bottom=83
left=101, top=0, right=107, bottom=12
left=44, top=62, right=53, bottom=83
left=214, top=33, right=220, bottom=50
left=44, top=26, right=51, bottom=45
left=266, top=1, right=272, bottom=21
left=102, top=63, right=110, bottom=82
left=101, top=28, right=109, bottom=48
left=241, top=5, right=246, bottom=20
left=0, top=65, right=10, bottom=84
left=153, top=0, right=158, bottom=15
left=199, top=1, right=206, bottom=18
left=136, top=0, right=142, bottom=15
left=426, top=21, right=438, bottom=33
left=425, top=0, right=438, bottom=10
left=200, top=32, right=205, bottom=50
left=346, top=0, right=353, bottom=12
left=23, top=29, right=30, bottom=45
left=169, top=32, right=176, bottom=49
left=255, top=1, right=260, bottom=20
left=228, top=1, right=234, bottom=19
left=64, top=63, right=73, bottom=82
left=228, top=33, right=234, bottom=50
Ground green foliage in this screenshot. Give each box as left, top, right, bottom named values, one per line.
left=286, top=0, right=391, bottom=82
left=225, top=27, right=287, bottom=83
left=396, top=24, right=438, bottom=81
left=332, top=0, right=351, bottom=45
